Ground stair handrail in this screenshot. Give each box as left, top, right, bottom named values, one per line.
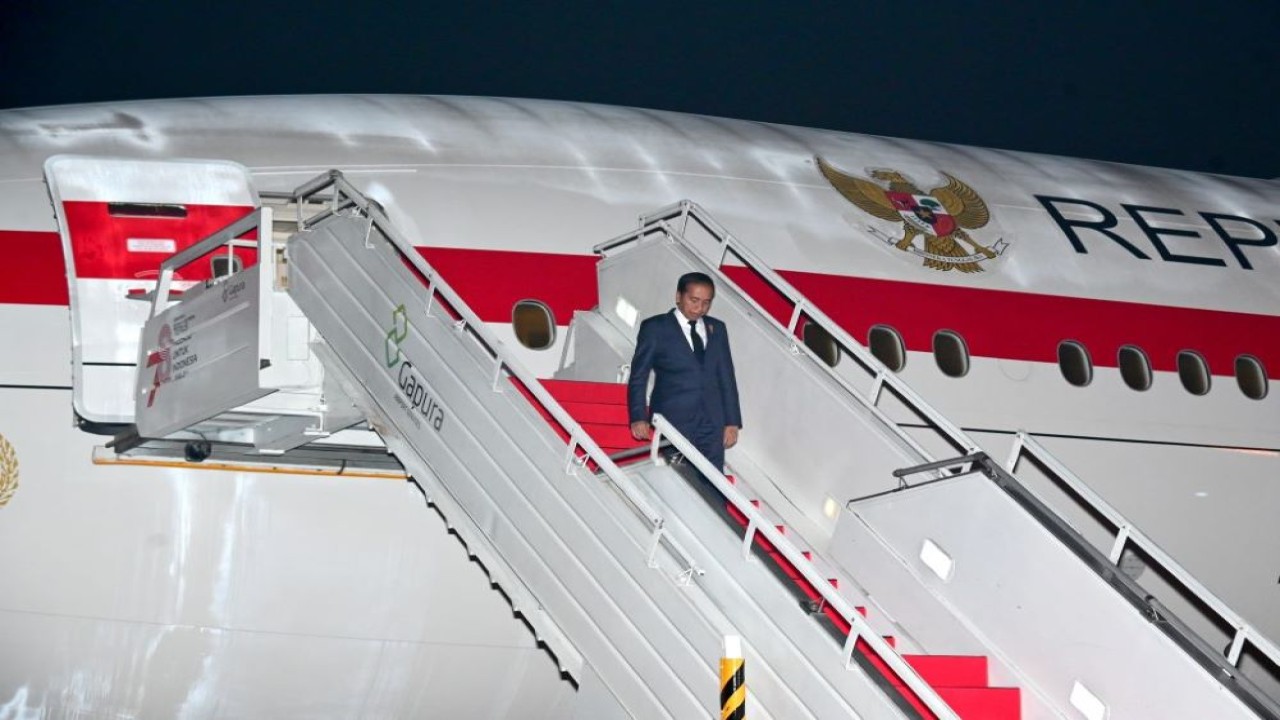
left=148, top=207, right=269, bottom=318
left=289, top=171, right=704, bottom=580
left=648, top=413, right=962, bottom=720
left=1010, top=432, right=1280, bottom=675
left=601, top=199, right=1280, bottom=703
left=595, top=202, right=963, bottom=471
left=600, top=200, right=976, bottom=457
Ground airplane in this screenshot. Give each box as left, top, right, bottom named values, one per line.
left=0, top=94, right=1277, bottom=718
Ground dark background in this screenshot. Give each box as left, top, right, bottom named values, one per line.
left=3, top=2, right=1277, bottom=177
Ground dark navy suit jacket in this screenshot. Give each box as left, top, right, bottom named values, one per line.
left=627, top=309, right=743, bottom=431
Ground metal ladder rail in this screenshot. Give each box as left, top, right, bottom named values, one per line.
left=290, top=172, right=703, bottom=582
left=647, top=414, right=963, bottom=720
left=599, top=199, right=1280, bottom=708
left=1009, top=432, right=1280, bottom=683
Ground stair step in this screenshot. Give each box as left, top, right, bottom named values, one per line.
left=578, top=422, right=646, bottom=452
left=541, top=379, right=628, bottom=405
left=556, top=400, right=628, bottom=425
left=898, top=655, right=988, bottom=688
left=936, top=686, right=1021, bottom=720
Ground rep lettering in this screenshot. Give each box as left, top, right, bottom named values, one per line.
left=1036, top=195, right=1277, bottom=270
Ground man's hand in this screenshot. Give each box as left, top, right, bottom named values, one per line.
left=630, top=420, right=652, bottom=441
left=724, top=425, right=740, bottom=448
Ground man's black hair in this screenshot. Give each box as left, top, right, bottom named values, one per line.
left=677, top=271, right=715, bottom=294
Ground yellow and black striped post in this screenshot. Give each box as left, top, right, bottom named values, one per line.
left=720, top=635, right=746, bottom=720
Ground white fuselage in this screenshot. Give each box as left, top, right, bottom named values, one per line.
left=0, top=95, right=1276, bottom=717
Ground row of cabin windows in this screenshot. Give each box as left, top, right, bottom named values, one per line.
left=1058, top=341, right=1268, bottom=400
left=512, top=301, right=1269, bottom=401
left=802, top=322, right=1269, bottom=401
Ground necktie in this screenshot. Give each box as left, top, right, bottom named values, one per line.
left=689, top=319, right=705, bottom=363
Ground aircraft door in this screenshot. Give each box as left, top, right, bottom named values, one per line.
left=43, top=156, right=259, bottom=427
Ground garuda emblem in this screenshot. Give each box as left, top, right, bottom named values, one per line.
left=818, top=157, right=1008, bottom=273
left=0, top=432, right=17, bottom=508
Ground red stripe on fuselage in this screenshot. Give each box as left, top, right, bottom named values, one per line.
left=3, top=239, right=1275, bottom=377
left=416, top=247, right=600, bottom=327
left=416, top=248, right=1280, bottom=377
left=0, top=230, right=68, bottom=305
left=723, top=267, right=1275, bottom=376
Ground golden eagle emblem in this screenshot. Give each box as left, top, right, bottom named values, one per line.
left=817, top=157, right=1008, bottom=272
left=0, top=433, right=17, bottom=508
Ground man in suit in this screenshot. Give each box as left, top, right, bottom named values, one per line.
left=628, top=272, right=742, bottom=473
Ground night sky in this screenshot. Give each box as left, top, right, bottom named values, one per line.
left=3, top=2, right=1277, bottom=178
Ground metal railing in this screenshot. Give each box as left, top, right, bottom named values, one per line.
left=289, top=171, right=704, bottom=582
left=595, top=200, right=979, bottom=469
left=599, top=199, right=1280, bottom=708
left=148, top=207, right=271, bottom=318
left=648, top=414, right=962, bottom=720
left=1009, top=432, right=1280, bottom=678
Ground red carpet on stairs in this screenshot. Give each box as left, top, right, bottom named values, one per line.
left=516, top=379, right=649, bottom=464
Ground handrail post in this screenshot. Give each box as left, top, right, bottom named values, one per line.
left=564, top=437, right=579, bottom=474
left=491, top=357, right=505, bottom=392
left=842, top=623, right=861, bottom=669
left=646, top=524, right=665, bottom=569
left=786, top=302, right=804, bottom=336
left=1108, top=525, right=1131, bottom=564
left=1005, top=431, right=1027, bottom=472
left=868, top=371, right=886, bottom=406
left=741, top=517, right=758, bottom=560
left=1227, top=629, right=1247, bottom=666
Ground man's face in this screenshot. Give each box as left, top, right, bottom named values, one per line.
left=675, top=282, right=714, bottom=321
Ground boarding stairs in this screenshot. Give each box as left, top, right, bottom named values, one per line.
left=566, top=201, right=1280, bottom=720
left=135, top=171, right=990, bottom=719
left=131, top=171, right=1280, bottom=719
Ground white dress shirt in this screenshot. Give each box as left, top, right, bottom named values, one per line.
left=674, top=308, right=707, bottom=351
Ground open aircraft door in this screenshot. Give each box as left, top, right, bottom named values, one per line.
left=45, top=156, right=360, bottom=452
left=45, top=156, right=261, bottom=428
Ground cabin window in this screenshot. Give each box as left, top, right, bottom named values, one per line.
left=1118, top=345, right=1152, bottom=391
left=868, top=325, right=906, bottom=371
left=933, top=330, right=969, bottom=378
left=802, top=321, right=840, bottom=367
left=1177, top=351, right=1211, bottom=396
left=211, top=254, right=243, bottom=278
left=512, top=300, right=555, bottom=350
left=1057, top=340, right=1092, bottom=387
left=1235, top=355, right=1268, bottom=400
